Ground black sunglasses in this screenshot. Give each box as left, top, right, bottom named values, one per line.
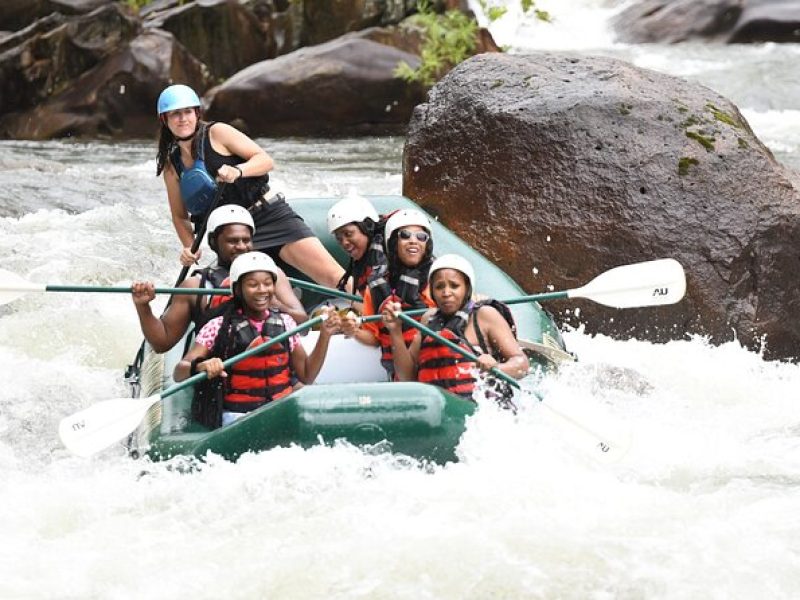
left=398, top=229, right=430, bottom=243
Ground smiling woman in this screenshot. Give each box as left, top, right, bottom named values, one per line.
left=341, top=208, right=437, bottom=379
left=173, top=251, right=341, bottom=429
left=155, top=84, right=345, bottom=289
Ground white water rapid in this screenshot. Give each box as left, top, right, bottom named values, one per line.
left=0, top=1, right=798, bottom=597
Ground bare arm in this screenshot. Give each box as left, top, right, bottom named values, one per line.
left=273, top=268, right=308, bottom=324
left=382, top=301, right=419, bottom=381
left=292, top=309, right=341, bottom=383
left=131, top=279, right=196, bottom=353
left=473, top=307, right=528, bottom=379
left=209, top=122, right=274, bottom=182
left=174, top=342, right=218, bottom=382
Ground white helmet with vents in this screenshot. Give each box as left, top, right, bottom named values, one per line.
left=230, top=252, right=279, bottom=285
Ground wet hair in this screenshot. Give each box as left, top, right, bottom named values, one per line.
left=155, top=109, right=203, bottom=176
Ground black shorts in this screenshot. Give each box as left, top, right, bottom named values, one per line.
left=251, top=196, right=315, bottom=261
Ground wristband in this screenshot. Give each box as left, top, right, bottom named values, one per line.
left=234, top=166, right=243, bottom=180
left=189, top=358, right=201, bottom=376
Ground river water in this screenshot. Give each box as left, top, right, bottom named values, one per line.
left=0, top=0, right=798, bottom=597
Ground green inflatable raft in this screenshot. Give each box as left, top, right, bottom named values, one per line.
left=126, top=196, right=571, bottom=464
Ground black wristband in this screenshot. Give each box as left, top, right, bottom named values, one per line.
left=234, top=166, right=243, bottom=180
left=189, top=358, right=201, bottom=376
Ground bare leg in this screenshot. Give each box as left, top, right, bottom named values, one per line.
left=273, top=268, right=308, bottom=323
left=279, top=237, right=346, bottom=289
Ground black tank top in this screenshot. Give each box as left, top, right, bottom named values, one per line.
left=202, top=123, right=270, bottom=211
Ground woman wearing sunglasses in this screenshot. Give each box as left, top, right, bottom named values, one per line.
left=342, top=209, right=437, bottom=379
left=382, top=254, right=527, bottom=399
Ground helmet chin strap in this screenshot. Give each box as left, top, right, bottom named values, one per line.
left=174, top=117, right=201, bottom=142
left=175, top=127, right=197, bottom=142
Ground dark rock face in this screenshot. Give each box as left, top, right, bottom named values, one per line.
left=0, top=2, right=496, bottom=139
left=0, top=0, right=113, bottom=32
left=0, top=28, right=209, bottom=139
left=206, top=35, right=426, bottom=135
left=143, top=0, right=275, bottom=79
left=0, top=4, right=140, bottom=119
left=302, top=0, right=417, bottom=45
left=613, top=0, right=800, bottom=44
left=403, top=52, right=800, bottom=360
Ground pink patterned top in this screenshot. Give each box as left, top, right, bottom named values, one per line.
left=196, top=313, right=300, bottom=352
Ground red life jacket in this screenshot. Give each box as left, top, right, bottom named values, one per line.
left=416, top=310, right=477, bottom=399
left=375, top=290, right=435, bottom=379
left=215, top=309, right=293, bottom=412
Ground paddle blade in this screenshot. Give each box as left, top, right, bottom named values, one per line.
left=540, top=402, right=632, bottom=463
left=58, top=395, right=161, bottom=457
left=0, top=268, right=46, bottom=305
left=569, top=258, right=686, bottom=308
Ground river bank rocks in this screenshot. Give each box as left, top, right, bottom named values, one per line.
left=403, top=52, right=800, bottom=361
left=0, top=0, right=493, bottom=139
left=612, top=0, right=800, bottom=44
left=206, top=33, right=426, bottom=136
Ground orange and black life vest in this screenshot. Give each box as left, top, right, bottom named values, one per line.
left=374, top=290, right=435, bottom=379
left=192, top=308, right=293, bottom=428
left=417, top=300, right=519, bottom=399
left=218, top=309, right=293, bottom=413
left=416, top=308, right=477, bottom=399
left=337, top=218, right=389, bottom=297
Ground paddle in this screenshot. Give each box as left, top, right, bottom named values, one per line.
left=59, top=314, right=327, bottom=458
left=173, top=183, right=228, bottom=286
left=395, top=312, right=628, bottom=459
left=0, top=268, right=360, bottom=306
left=359, top=258, right=686, bottom=323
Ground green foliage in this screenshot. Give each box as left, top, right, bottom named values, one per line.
left=394, top=1, right=478, bottom=88
left=481, top=0, right=551, bottom=23
left=124, top=0, right=153, bottom=10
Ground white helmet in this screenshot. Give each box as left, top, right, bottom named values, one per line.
left=206, top=205, right=255, bottom=245
left=229, top=252, right=279, bottom=286
left=326, top=195, right=379, bottom=233
left=428, top=254, right=476, bottom=290
left=384, top=209, right=432, bottom=242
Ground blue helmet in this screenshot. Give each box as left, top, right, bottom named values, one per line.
left=157, top=84, right=201, bottom=115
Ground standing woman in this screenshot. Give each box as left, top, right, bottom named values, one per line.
left=155, top=84, right=345, bottom=288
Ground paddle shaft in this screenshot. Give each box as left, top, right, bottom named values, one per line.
left=37, top=279, right=359, bottom=301
left=397, top=314, right=626, bottom=454
left=173, top=183, right=228, bottom=287
left=162, top=314, right=324, bottom=399
left=359, top=291, right=568, bottom=324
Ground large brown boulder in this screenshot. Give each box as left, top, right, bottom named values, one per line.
left=206, top=34, right=426, bottom=135
left=0, top=28, right=209, bottom=138
left=142, top=0, right=276, bottom=79
left=0, top=0, right=112, bottom=32
left=302, top=0, right=417, bottom=45
left=613, top=0, right=800, bottom=44
left=403, top=52, right=800, bottom=361
left=0, top=3, right=139, bottom=118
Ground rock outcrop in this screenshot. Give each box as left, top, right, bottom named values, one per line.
left=403, top=52, right=800, bottom=360
left=206, top=33, right=426, bottom=136
left=613, top=0, right=800, bottom=44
